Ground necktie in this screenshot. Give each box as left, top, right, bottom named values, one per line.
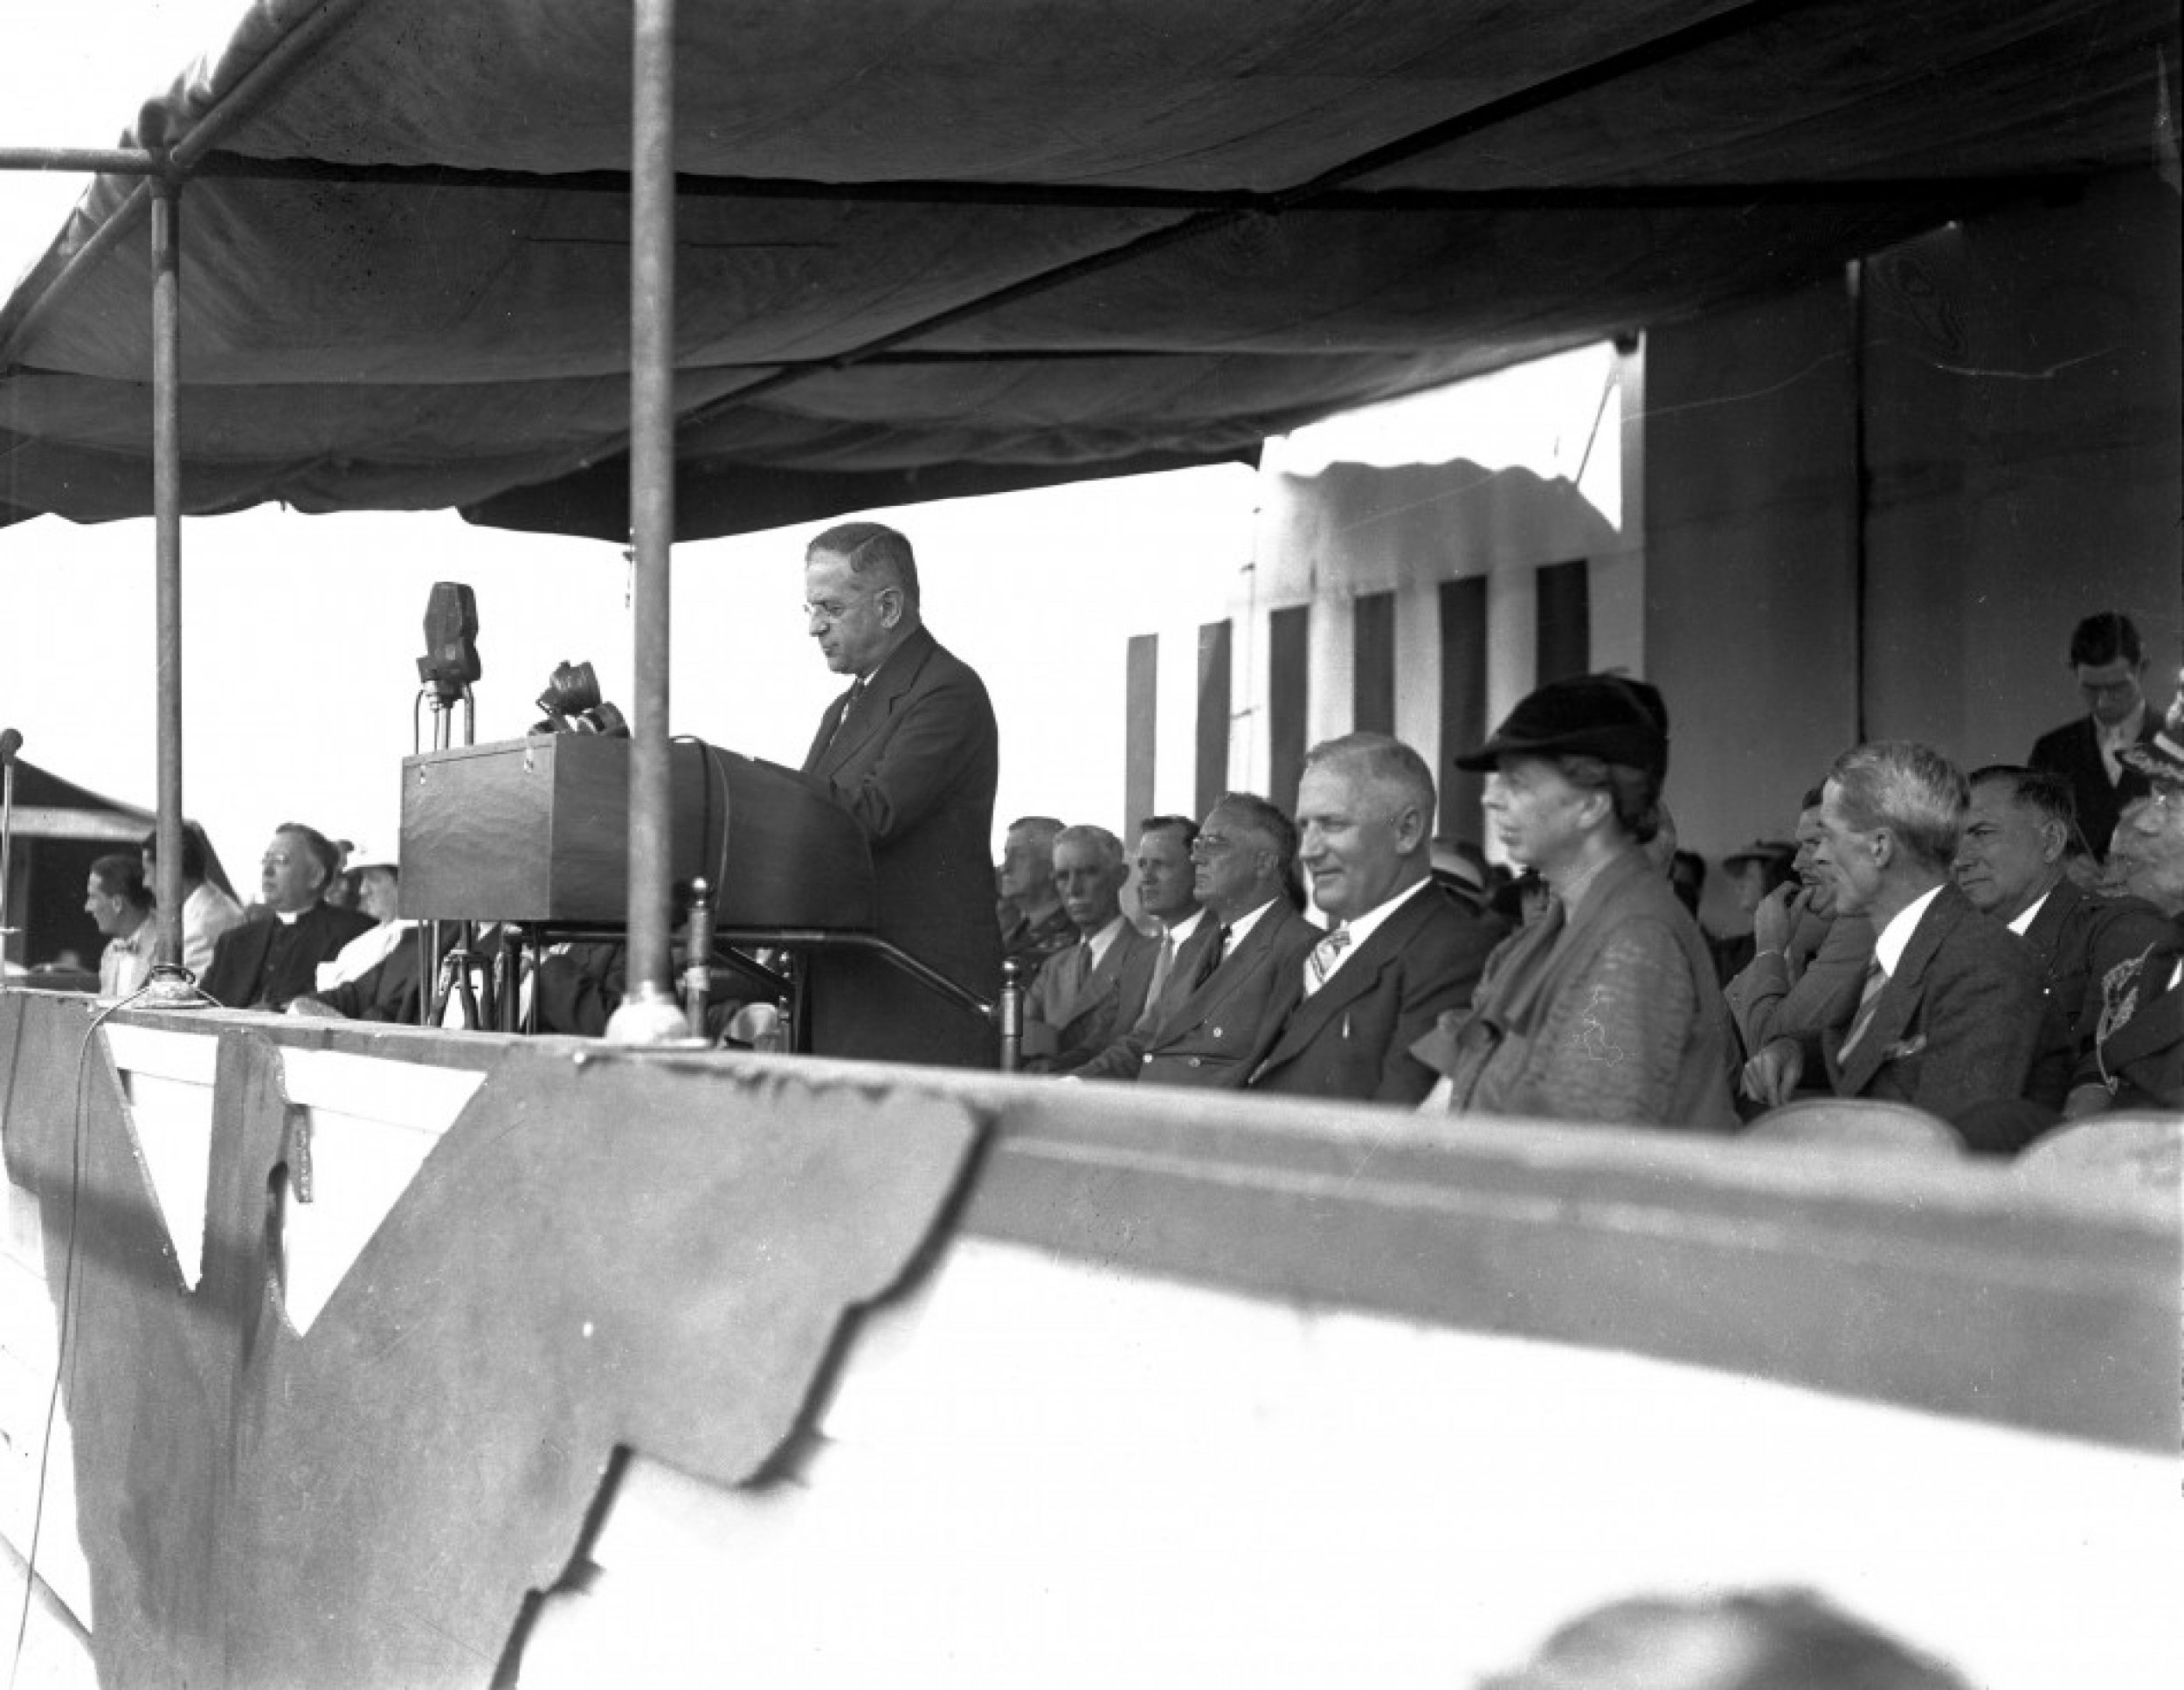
left=823, top=679, right=865, bottom=754
left=1304, top=925, right=1351, bottom=995
left=1836, top=958, right=1888, bottom=1062
left=1192, top=925, right=1233, bottom=989
left=1146, top=931, right=1178, bottom=1004
left=1066, top=939, right=1095, bottom=1000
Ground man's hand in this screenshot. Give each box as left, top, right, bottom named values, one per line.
left=1740, top=1036, right=1804, bottom=1109
left=285, top=995, right=343, bottom=1019
left=1751, top=883, right=1808, bottom=959
left=2061, top=1082, right=2112, bottom=1120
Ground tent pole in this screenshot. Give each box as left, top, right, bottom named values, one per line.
left=606, top=0, right=688, bottom=1043
left=149, top=173, right=189, bottom=979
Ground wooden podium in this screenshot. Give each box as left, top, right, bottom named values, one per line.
left=398, top=735, right=874, bottom=929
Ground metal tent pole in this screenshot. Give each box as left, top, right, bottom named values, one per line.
left=605, top=0, right=688, bottom=1043
left=149, top=173, right=191, bottom=986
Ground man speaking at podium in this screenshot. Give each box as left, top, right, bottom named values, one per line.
left=799, top=523, right=1002, bottom=1066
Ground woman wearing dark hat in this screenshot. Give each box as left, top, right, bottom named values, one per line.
left=1412, top=674, right=1738, bottom=1129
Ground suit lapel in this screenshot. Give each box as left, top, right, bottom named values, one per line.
left=1260, top=895, right=1422, bottom=1069
left=807, top=628, right=935, bottom=779
left=1146, top=921, right=1220, bottom=1029
left=2018, top=879, right=2073, bottom=974
left=1171, top=906, right=1289, bottom=1027
left=1834, top=889, right=1957, bottom=1094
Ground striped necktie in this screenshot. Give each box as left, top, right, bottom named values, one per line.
left=1835, top=958, right=1888, bottom=1062
left=1304, top=925, right=1351, bottom=995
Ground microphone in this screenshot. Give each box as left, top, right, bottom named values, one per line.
left=0, top=729, right=20, bottom=765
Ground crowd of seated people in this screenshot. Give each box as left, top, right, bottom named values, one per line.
left=1007, top=609, right=2182, bottom=1153
left=65, top=606, right=2178, bottom=1158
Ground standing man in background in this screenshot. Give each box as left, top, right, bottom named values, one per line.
left=2028, top=612, right=2160, bottom=860
left=799, top=522, right=1001, bottom=1067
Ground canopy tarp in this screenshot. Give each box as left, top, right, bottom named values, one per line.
left=0, top=0, right=2174, bottom=540
left=3, top=758, right=153, bottom=842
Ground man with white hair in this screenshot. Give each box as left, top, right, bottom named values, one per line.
left=1018, top=823, right=1159, bottom=1073
left=2059, top=731, right=2184, bottom=1118
left=1244, top=733, right=1497, bottom=1104
left=1742, top=742, right=2045, bottom=1131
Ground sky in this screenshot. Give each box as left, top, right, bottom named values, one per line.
left=0, top=3, right=1616, bottom=911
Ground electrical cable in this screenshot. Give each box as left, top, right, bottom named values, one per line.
left=5, top=981, right=155, bottom=1689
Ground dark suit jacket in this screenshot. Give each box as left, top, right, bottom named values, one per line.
left=1083, top=901, right=1319, bottom=1086
left=1020, top=919, right=1160, bottom=1073
left=801, top=625, right=1001, bottom=1067
left=2077, top=945, right=2184, bottom=1112
left=1800, top=883, right=2044, bottom=1126
left=198, top=901, right=376, bottom=1011
left=2029, top=713, right=2158, bottom=859
left=2017, top=878, right=2175, bottom=1105
left=1244, top=883, right=1499, bottom=1105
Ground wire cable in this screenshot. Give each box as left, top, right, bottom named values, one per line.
left=6, top=982, right=155, bottom=1688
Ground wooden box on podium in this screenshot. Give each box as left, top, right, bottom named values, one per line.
left=399, top=735, right=874, bottom=928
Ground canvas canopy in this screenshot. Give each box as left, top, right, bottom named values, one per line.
left=0, top=0, right=2173, bottom=540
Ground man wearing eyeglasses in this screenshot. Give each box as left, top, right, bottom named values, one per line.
left=798, top=521, right=1002, bottom=1067
left=197, top=823, right=375, bottom=1011
left=1075, top=798, right=1316, bottom=1086
left=2028, top=612, right=2161, bottom=860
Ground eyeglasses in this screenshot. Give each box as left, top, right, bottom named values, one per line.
left=801, top=589, right=886, bottom=623
left=1190, top=831, right=1248, bottom=858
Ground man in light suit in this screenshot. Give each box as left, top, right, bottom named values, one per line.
left=1019, top=824, right=1160, bottom=1073
left=799, top=522, right=1001, bottom=1067
left=2028, top=611, right=2160, bottom=860
left=1243, top=735, right=1499, bottom=1105
left=1743, top=742, right=2045, bottom=1131
left=1077, top=795, right=1314, bottom=1086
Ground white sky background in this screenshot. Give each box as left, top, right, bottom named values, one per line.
left=0, top=3, right=1611, bottom=887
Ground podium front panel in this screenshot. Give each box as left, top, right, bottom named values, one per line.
left=400, top=736, right=874, bottom=928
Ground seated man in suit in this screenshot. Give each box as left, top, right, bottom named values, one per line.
left=1244, top=735, right=1499, bottom=1105
left=2028, top=611, right=2160, bottom=860
left=997, top=815, right=1075, bottom=987
left=1077, top=795, right=1315, bottom=1085
left=86, top=854, right=158, bottom=999
left=1741, top=742, right=2046, bottom=1132
left=1952, top=765, right=2172, bottom=1138
left=1123, top=813, right=1206, bottom=1014
left=198, top=822, right=376, bottom=1011
left=1725, top=786, right=1875, bottom=1061
left=1019, top=824, right=1159, bottom=1072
